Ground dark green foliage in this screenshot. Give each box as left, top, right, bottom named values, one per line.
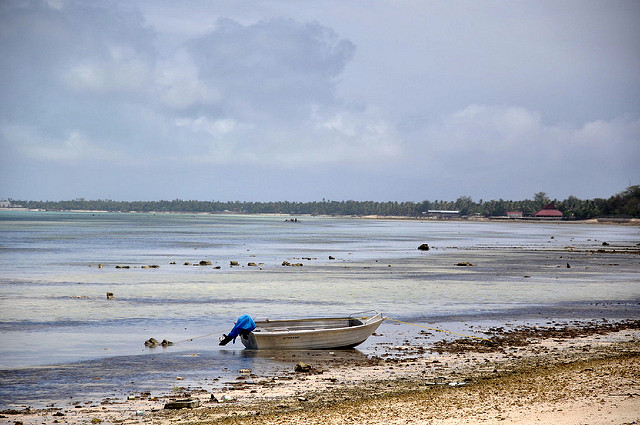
left=12, top=186, right=640, bottom=219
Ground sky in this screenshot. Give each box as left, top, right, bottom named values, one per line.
left=1, top=0, right=639, bottom=202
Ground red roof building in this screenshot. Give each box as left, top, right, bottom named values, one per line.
left=535, top=203, right=563, bottom=218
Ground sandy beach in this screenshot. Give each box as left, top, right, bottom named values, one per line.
left=2, top=214, right=639, bottom=424
left=3, top=319, right=638, bottom=425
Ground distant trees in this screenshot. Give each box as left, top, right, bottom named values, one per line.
left=14, top=186, right=640, bottom=219
left=533, top=192, right=551, bottom=209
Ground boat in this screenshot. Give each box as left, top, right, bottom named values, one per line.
left=240, top=311, right=385, bottom=350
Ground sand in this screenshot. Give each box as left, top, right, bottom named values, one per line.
left=3, top=320, right=638, bottom=425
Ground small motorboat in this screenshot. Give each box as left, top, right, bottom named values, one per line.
left=239, top=311, right=385, bottom=350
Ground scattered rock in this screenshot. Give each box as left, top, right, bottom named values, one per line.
left=294, top=362, right=313, bottom=373
left=97, top=264, right=103, bottom=268
left=247, top=262, right=257, bottom=267
left=329, top=256, right=335, bottom=260
left=566, top=263, right=571, bottom=268
left=602, top=242, right=610, bottom=246
left=230, top=261, right=239, bottom=266
left=164, top=398, right=200, bottom=409
left=106, top=292, right=114, bottom=300
left=184, top=262, right=191, bottom=266
left=282, top=261, right=303, bottom=267
left=115, top=265, right=130, bottom=269
left=455, top=262, right=474, bottom=267
left=161, top=339, right=174, bottom=347
left=432, top=319, right=640, bottom=354
left=144, top=338, right=159, bottom=347
left=199, top=260, right=212, bottom=266
left=418, top=243, right=430, bottom=251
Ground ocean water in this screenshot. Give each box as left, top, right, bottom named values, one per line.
left=1, top=211, right=639, bottom=372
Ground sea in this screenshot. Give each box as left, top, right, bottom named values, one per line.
left=1, top=210, right=638, bottom=408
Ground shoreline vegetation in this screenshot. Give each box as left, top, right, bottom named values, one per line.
left=2, top=185, right=639, bottom=220
left=2, top=320, right=638, bottom=425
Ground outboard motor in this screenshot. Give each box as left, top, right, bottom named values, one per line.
left=219, top=314, right=256, bottom=346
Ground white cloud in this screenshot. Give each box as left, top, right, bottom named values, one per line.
left=62, top=42, right=155, bottom=94
left=412, top=105, right=640, bottom=184
left=174, top=116, right=238, bottom=135
left=172, top=107, right=402, bottom=167
left=156, top=49, right=221, bottom=109
left=312, top=109, right=403, bottom=162
left=64, top=56, right=151, bottom=93
left=3, top=124, right=125, bottom=162
left=433, top=105, right=542, bottom=153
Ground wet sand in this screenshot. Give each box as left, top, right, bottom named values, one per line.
left=2, top=320, right=638, bottom=425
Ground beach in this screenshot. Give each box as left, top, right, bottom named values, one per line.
left=1, top=212, right=639, bottom=423
left=2, top=319, right=638, bottom=424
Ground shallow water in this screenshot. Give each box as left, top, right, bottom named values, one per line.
left=1, top=211, right=639, bottom=408
left=1, top=211, right=639, bottom=367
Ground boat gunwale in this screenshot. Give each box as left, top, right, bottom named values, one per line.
left=251, top=314, right=385, bottom=336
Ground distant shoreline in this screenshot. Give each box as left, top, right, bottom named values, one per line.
left=1, top=208, right=639, bottom=225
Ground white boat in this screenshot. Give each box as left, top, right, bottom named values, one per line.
left=240, top=311, right=385, bottom=350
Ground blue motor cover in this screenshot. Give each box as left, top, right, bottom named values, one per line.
left=227, top=314, right=256, bottom=342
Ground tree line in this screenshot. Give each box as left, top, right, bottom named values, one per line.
left=10, top=186, right=640, bottom=219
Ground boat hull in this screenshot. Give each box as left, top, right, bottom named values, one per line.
left=240, top=315, right=385, bottom=350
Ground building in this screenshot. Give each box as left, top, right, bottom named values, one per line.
left=424, top=210, right=460, bottom=219
left=534, top=203, right=563, bottom=218
left=506, top=211, right=523, bottom=219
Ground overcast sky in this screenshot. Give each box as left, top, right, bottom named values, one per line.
left=1, top=0, right=639, bottom=202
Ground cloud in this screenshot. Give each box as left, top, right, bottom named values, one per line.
left=63, top=45, right=153, bottom=93
left=405, top=105, right=640, bottom=197
left=181, top=17, right=356, bottom=120
left=156, top=49, right=221, bottom=109
left=0, top=1, right=638, bottom=201
left=2, top=124, right=125, bottom=162
left=170, top=106, right=402, bottom=167
left=154, top=17, right=402, bottom=167
left=1, top=4, right=400, bottom=169
left=429, top=105, right=542, bottom=154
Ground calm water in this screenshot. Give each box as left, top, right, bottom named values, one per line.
left=1, top=211, right=639, bottom=372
